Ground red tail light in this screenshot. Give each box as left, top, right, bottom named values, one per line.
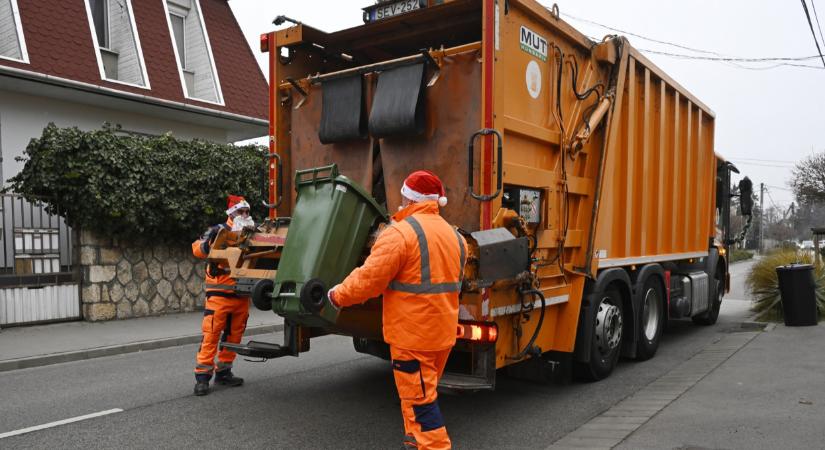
left=260, top=33, right=270, bottom=53
left=456, top=321, right=498, bottom=343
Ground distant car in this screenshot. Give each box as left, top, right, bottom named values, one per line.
left=801, top=240, right=815, bottom=250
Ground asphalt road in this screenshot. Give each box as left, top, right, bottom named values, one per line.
left=1, top=260, right=757, bottom=449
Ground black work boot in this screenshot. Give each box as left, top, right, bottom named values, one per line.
left=194, top=374, right=211, bottom=396
left=214, top=369, right=244, bottom=387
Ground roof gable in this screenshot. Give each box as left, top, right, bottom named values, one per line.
left=0, top=0, right=267, bottom=122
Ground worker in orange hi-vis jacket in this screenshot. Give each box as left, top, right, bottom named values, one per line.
left=191, top=195, right=255, bottom=396
left=328, top=171, right=467, bottom=450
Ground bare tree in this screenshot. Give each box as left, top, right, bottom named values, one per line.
left=791, top=152, right=825, bottom=204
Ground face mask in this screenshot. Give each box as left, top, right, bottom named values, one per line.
left=232, top=215, right=255, bottom=231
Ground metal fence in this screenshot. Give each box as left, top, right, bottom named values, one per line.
left=0, top=194, right=79, bottom=326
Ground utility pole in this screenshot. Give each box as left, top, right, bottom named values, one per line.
left=760, top=182, right=765, bottom=254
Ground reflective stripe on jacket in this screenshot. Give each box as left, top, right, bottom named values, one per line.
left=192, top=218, right=244, bottom=297
left=335, top=201, right=467, bottom=351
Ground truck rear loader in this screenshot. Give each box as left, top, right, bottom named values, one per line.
left=214, top=0, right=748, bottom=388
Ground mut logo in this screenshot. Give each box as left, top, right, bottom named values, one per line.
left=520, top=26, right=548, bottom=61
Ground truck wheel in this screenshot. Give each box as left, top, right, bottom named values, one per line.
left=693, top=276, right=723, bottom=326
left=635, top=277, right=665, bottom=361
left=251, top=279, right=274, bottom=311
left=576, top=288, right=624, bottom=381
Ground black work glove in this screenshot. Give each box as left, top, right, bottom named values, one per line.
left=200, top=225, right=221, bottom=254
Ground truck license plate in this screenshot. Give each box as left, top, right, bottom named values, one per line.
left=370, top=0, right=421, bottom=21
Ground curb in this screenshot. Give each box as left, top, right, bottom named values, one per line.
left=0, top=323, right=284, bottom=373
left=740, top=320, right=775, bottom=331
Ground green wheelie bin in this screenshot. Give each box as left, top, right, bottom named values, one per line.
left=267, top=164, right=387, bottom=327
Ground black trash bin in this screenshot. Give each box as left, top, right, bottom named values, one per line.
left=775, top=264, right=818, bottom=326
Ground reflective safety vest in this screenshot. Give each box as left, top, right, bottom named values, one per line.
left=335, top=201, right=467, bottom=351
left=191, top=218, right=248, bottom=299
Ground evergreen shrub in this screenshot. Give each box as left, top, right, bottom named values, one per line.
left=6, top=124, right=268, bottom=244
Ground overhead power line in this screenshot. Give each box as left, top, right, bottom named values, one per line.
left=560, top=11, right=726, bottom=56
left=557, top=7, right=824, bottom=71
left=801, top=0, right=825, bottom=68
left=731, top=161, right=795, bottom=169
left=636, top=50, right=821, bottom=62
left=728, top=156, right=799, bottom=164
left=812, top=0, right=825, bottom=49
left=637, top=49, right=825, bottom=70
left=766, top=188, right=782, bottom=211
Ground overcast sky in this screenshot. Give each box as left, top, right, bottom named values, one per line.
left=229, top=0, right=825, bottom=209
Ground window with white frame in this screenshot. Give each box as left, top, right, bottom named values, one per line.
left=0, top=0, right=28, bottom=63
left=169, top=13, right=186, bottom=68
left=165, top=0, right=223, bottom=104
left=86, top=0, right=150, bottom=88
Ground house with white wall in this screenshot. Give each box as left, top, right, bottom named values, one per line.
left=0, top=0, right=268, bottom=326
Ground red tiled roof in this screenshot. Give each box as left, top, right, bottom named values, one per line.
left=0, top=0, right=268, bottom=122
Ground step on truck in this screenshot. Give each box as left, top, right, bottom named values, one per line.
left=215, top=0, right=752, bottom=387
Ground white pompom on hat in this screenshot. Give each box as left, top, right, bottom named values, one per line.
left=225, top=194, right=250, bottom=216
left=400, top=170, right=448, bottom=207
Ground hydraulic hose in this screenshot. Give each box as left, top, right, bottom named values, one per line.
left=507, top=288, right=546, bottom=360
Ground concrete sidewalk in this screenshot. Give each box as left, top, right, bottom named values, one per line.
left=551, top=321, right=824, bottom=449
left=617, top=322, right=825, bottom=450
left=0, top=308, right=283, bottom=372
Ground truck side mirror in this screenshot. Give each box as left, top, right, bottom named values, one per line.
left=739, top=177, right=753, bottom=216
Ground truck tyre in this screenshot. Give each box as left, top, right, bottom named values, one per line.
left=575, top=288, right=624, bottom=381
left=635, top=276, right=665, bottom=361
left=251, top=279, right=274, bottom=311
left=693, top=275, right=723, bottom=326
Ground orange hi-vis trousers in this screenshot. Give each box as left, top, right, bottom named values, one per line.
left=194, top=295, right=250, bottom=376
left=390, top=346, right=452, bottom=450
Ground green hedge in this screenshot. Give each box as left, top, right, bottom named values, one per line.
left=6, top=124, right=267, bottom=244
left=730, top=248, right=754, bottom=263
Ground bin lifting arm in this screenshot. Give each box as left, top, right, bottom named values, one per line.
left=569, top=92, right=613, bottom=155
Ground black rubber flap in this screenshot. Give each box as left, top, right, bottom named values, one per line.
left=368, top=63, right=426, bottom=138
left=319, top=75, right=365, bottom=144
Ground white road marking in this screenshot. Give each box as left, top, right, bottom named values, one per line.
left=0, top=408, right=123, bottom=439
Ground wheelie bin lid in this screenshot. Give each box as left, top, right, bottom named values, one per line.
left=294, top=164, right=388, bottom=220
left=776, top=263, right=814, bottom=272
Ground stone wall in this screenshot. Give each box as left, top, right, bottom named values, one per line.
left=79, top=231, right=206, bottom=321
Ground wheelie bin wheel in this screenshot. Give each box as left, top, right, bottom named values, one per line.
left=251, top=279, right=274, bottom=311
left=300, top=278, right=327, bottom=313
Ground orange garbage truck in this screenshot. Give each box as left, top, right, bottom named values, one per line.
left=214, top=0, right=749, bottom=387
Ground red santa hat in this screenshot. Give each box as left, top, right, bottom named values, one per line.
left=225, top=194, right=250, bottom=215
left=401, top=170, right=448, bottom=207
